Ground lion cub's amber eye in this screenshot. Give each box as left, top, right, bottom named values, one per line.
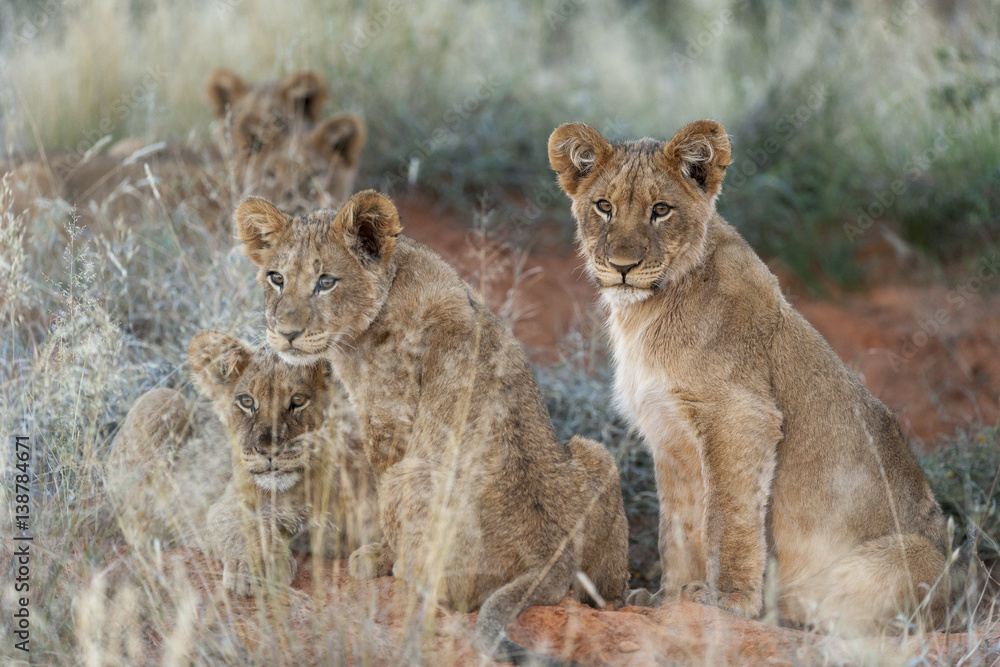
left=652, top=203, right=672, bottom=217
left=595, top=199, right=613, bottom=214
left=236, top=395, right=255, bottom=411
left=289, top=393, right=309, bottom=409
left=316, top=274, right=337, bottom=292
left=268, top=272, right=284, bottom=288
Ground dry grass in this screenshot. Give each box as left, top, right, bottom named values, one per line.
left=2, top=1, right=999, bottom=664
left=1, top=168, right=997, bottom=663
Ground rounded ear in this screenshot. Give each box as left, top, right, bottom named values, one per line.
left=548, top=122, right=613, bottom=196
left=205, top=68, right=248, bottom=119
left=279, top=71, right=328, bottom=124
left=235, top=197, right=292, bottom=266
left=664, top=120, right=731, bottom=203
left=332, top=190, right=402, bottom=265
left=189, top=331, right=253, bottom=400
left=309, top=114, right=367, bottom=167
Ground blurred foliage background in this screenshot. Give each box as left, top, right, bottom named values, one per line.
left=2, top=0, right=998, bottom=287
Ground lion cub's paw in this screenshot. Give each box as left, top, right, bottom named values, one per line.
left=222, top=558, right=255, bottom=597
left=348, top=542, right=393, bottom=580
left=681, top=581, right=759, bottom=617
left=625, top=587, right=665, bottom=608
left=282, top=553, right=299, bottom=585
left=222, top=553, right=297, bottom=596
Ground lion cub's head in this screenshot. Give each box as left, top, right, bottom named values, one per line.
left=189, top=331, right=335, bottom=492
left=205, top=68, right=366, bottom=206
left=548, top=120, right=731, bottom=307
left=234, top=190, right=402, bottom=365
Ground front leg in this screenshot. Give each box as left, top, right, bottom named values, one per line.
left=222, top=533, right=296, bottom=597
left=207, top=485, right=297, bottom=596
left=682, top=397, right=781, bottom=617
left=355, top=360, right=420, bottom=480
left=348, top=540, right=396, bottom=580
left=654, top=436, right=708, bottom=603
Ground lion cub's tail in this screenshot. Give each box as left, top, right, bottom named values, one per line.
left=475, top=568, right=574, bottom=666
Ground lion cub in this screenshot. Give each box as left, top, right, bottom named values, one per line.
left=205, top=68, right=366, bottom=208
left=236, top=191, right=629, bottom=663
left=548, top=120, right=955, bottom=635
left=107, top=331, right=377, bottom=596
left=3, top=69, right=366, bottom=225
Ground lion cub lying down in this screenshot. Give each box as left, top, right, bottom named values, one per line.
left=3, top=69, right=366, bottom=226
left=107, top=331, right=377, bottom=595
left=548, top=120, right=956, bottom=635
left=205, top=68, right=367, bottom=208
left=236, top=191, right=630, bottom=663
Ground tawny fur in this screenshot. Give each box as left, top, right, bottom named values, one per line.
left=205, top=68, right=366, bottom=208
left=1, top=69, right=365, bottom=225
left=0, top=149, right=207, bottom=227
left=235, top=191, right=630, bottom=662
left=106, top=386, right=230, bottom=548
left=106, top=331, right=377, bottom=597
left=548, top=120, right=955, bottom=636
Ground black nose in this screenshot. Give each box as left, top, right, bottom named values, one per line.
left=278, top=328, right=303, bottom=344
left=608, top=259, right=641, bottom=278
left=255, top=428, right=273, bottom=456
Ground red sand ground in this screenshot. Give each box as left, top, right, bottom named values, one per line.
left=393, top=193, right=1000, bottom=448
left=147, top=549, right=999, bottom=666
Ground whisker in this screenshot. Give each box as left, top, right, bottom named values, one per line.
left=571, top=261, right=593, bottom=280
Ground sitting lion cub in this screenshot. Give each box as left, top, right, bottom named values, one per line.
left=235, top=191, right=629, bottom=663
left=107, top=331, right=377, bottom=596
left=548, top=120, right=955, bottom=635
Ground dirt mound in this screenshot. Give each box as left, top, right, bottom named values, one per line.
left=143, top=548, right=998, bottom=665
